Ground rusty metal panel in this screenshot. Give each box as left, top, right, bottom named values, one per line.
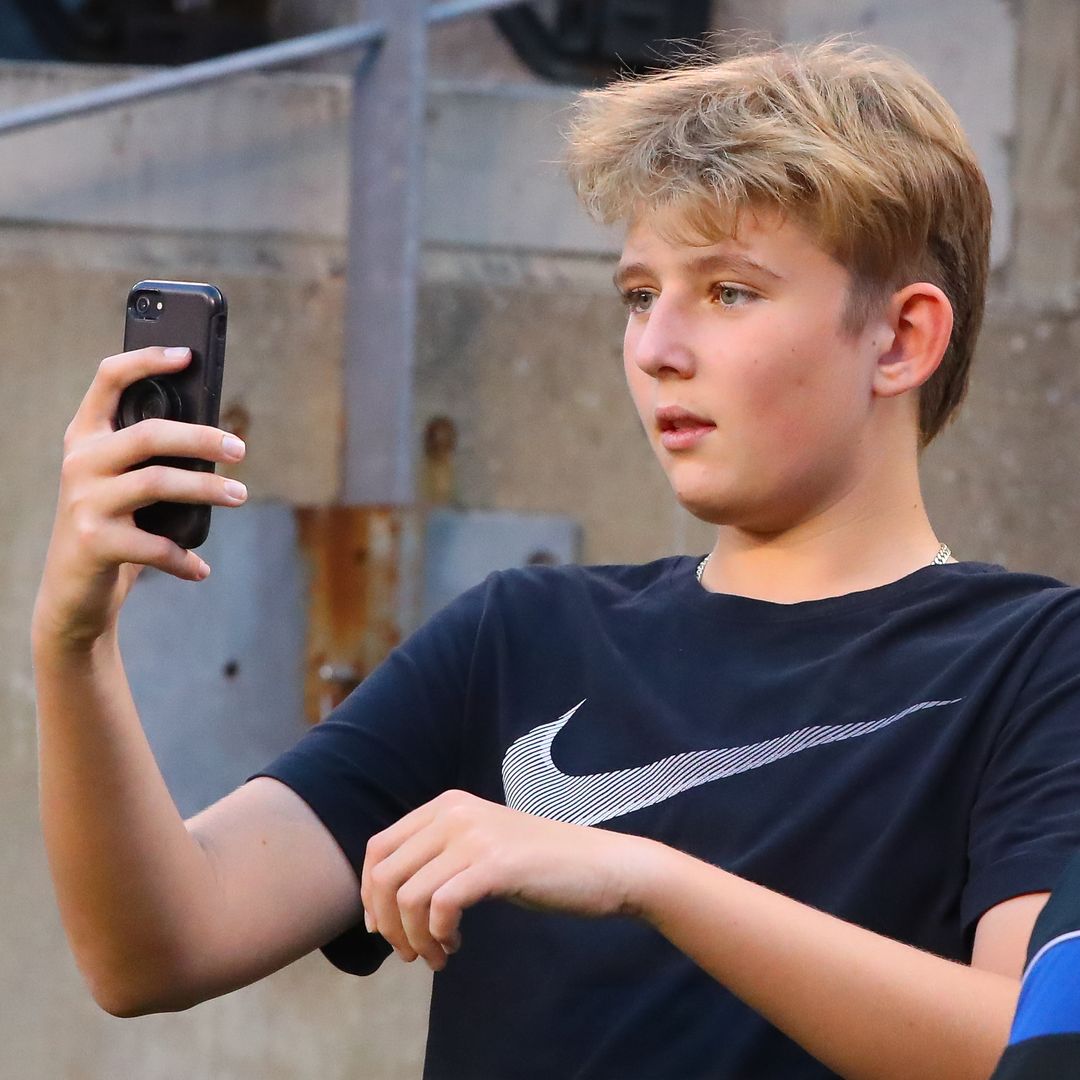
left=297, top=505, right=421, bottom=723
left=116, top=502, right=308, bottom=817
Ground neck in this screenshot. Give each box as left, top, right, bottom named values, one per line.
left=699, top=443, right=948, bottom=604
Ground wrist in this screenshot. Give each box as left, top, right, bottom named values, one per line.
left=628, top=841, right=744, bottom=936
left=621, top=836, right=690, bottom=924
left=32, top=606, right=118, bottom=663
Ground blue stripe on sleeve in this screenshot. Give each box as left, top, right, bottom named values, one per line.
left=1010, top=934, right=1080, bottom=1045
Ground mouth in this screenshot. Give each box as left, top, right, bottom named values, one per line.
left=655, top=406, right=716, bottom=450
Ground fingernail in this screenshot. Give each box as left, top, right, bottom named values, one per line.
left=363, top=909, right=374, bottom=934
left=223, top=479, right=247, bottom=501
left=222, top=434, right=245, bottom=459
left=197, top=560, right=211, bottom=579
left=164, top=347, right=190, bottom=359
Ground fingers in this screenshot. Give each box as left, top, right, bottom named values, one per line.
left=363, top=813, right=446, bottom=958
left=57, top=404, right=247, bottom=584
left=68, top=346, right=195, bottom=447
left=86, top=521, right=214, bottom=582
left=429, top=867, right=489, bottom=951
left=59, top=433, right=246, bottom=582
left=394, top=851, right=472, bottom=971
left=90, top=417, right=246, bottom=477
left=104, top=462, right=248, bottom=517
left=367, top=846, right=482, bottom=973
left=364, top=798, right=443, bottom=863
left=360, top=796, right=456, bottom=914
left=363, top=793, right=487, bottom=971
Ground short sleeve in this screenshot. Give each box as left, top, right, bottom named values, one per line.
left=963, top=604, right=1080, bottom=931
left=248, top=575, right=492, bottom=974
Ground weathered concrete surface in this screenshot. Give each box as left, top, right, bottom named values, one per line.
left=0, top=65, right=617, bottom=255
left=923, top=310, right=1080, bottom=579
left=1011, top=0, right=1080, bottom=309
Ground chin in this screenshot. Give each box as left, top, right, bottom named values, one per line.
left=671, top=484, right=743, bottom=527
left=671, top=474, right=804, bottom=534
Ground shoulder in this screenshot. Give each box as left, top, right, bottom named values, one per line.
left=932, top=562, right=1080, bottom=624
left=405, top=556, right=695, bottom=661
left=938, top=563, right=1080, bottom=705
left=480, top=555, right=695, bottom=611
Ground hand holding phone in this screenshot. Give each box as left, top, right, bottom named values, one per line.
left=31, top=283, right=242, bottom=653
left=116, top=280, right=229, bottom=549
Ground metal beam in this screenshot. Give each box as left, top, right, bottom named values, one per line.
left=0, top=21, right=384, bottom=136
left=430, top=0, right=533, bottom=24
left=343, top=0, right=428, bottom=505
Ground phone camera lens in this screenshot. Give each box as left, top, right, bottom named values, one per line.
left=118, top=378, right=183, bottom=428
left=135, top=295, right=151, bottom=315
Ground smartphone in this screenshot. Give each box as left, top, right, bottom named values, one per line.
left=115, top=280, right=228, bottom=550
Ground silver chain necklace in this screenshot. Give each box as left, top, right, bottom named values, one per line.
left=695, top=543, right=952, bottom=584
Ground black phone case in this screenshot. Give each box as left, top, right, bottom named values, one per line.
left=117, top=280, right=228, bottom=550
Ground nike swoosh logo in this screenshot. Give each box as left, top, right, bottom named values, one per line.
left=502, top=698, right=960, bottom=826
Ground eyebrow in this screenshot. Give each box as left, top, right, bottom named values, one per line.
left=612, top=253, right=787, bottom=291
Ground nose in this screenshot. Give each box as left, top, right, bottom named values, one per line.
left=627, top=294, right=697, bottom=380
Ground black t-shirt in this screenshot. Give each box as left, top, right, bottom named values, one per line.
left=251, top=557, right=1080, bottom=1079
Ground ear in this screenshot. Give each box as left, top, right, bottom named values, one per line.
left=871, top=282, right=954, bottom=399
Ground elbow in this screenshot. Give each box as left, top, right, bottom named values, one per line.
left=88, top=974, right=156, bottom=1018
left=93, top=982, right=200, bottom=1019
left=84, top=959, right=203, bottom=1019
left=96, top=992, right=155, bottom=1020
left=89, top=976, right=173, bottom=1019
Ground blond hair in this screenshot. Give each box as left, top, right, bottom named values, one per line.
left=565, top=38, right=992, bottom=446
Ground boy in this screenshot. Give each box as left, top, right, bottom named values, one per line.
left=31, top=37, right=1080, bottom=1079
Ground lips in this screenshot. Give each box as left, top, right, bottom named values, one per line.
left=655, top=406, right=716, bottom=450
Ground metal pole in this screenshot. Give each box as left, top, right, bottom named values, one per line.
left=343, top=0, right=428, bottom=505
left=0, top=21, right=385, bottom=137
left=429, top=0, right=533, bottom=24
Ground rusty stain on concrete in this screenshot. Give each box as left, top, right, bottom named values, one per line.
left=296, top=506, right=410, bottom=724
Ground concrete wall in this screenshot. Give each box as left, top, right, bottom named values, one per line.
left=0, top=67, right=616, bottom=253
left=5, top=1, right=1080, bottom=1077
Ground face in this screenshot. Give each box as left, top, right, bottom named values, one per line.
left=617, top=204, right=888, bottom=534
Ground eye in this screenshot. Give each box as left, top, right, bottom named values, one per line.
left=619, top=288, right=655, bottom=315
left=714, top=285, right=755, bottom=308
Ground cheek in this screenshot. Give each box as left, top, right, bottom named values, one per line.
left=622, top=326, right=650, bottom=413
left=622, top=318, right=639, bottom=370
left=742, top=339, right=868, bottom=458
left=731, top=338, right=846, bottom=445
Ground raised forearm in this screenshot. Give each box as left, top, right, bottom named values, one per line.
left=357, top=790, right=1017, bottom=1075
left=635, top=842, right=1017, bottom=1080
left=33, top=628, right=218, bottom=1015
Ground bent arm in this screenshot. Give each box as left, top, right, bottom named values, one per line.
left=362, top=791, right=1035, bottom=1078
left=638, top=842, right=1019, bottom=1080
left=33, top=627, right=363, bottom=1017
